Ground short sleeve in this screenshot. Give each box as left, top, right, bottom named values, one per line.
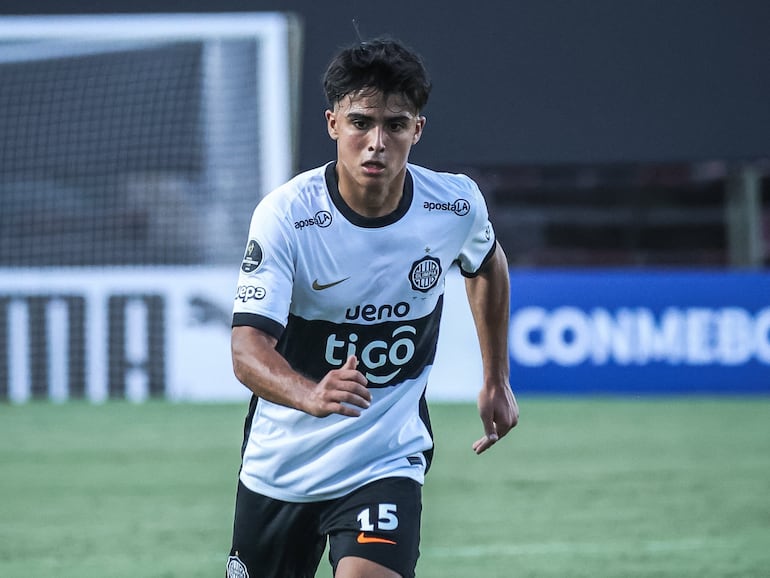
left=232, top=194, right=296, bottom=338
left=455, top=176, right=496, bottom=277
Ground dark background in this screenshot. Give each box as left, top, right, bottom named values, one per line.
left=3, top=0, right=769, bottom=171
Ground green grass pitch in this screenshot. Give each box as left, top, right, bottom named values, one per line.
left=1, top=398, right=769, bottom=577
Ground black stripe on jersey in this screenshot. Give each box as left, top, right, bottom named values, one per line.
left=419, top=391, right=435, bottom=472
left=459, top=239, right=498, bottom=278
left=325, top=162, right=414, bottom=228
left=240, top=394, right=259, bottom=459
left=232, top=312, right=285, bottom=340
left=277, top=295, right=444, bottom=388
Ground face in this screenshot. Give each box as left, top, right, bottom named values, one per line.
left=326, top=90, right=426, bottom=211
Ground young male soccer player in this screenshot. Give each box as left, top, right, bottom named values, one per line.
left=226, top=37, right=519, bottom=578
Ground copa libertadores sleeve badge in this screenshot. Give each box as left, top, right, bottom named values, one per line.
left=241, top=239, right=264, bottom=273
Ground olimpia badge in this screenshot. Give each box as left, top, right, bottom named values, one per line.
left=409, top=256, right=442, bottom=293
left=226, top=555, right=249, bottom=578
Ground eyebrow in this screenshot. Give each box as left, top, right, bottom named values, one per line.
left=346, top=112, right=414, bottom=122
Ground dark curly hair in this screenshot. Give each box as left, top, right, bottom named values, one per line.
left=323, top=37, right=431, bottom=112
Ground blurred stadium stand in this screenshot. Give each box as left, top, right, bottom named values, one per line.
left=458, top=160, right=769, bottom=268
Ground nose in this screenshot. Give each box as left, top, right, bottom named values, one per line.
left=368, top=126, right=385, bottom=152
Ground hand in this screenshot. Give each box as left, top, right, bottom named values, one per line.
left=473, top=384, right=518, bottom=454
left=305, top=355, right=371, bottom=418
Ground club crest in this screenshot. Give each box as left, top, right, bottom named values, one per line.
left=409, top=256, right=441, bottom=293
left=226, top=555, right=249, bottom=578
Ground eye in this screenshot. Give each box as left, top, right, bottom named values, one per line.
left=352, top=119, right=369, bottom=130
left=389, top=121, right=406, bottom=132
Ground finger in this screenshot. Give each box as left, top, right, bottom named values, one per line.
left=330, top=391, right=373, bottom=417
left=339, top=388, right=371, bottom=409
left=472, top=409, right=497, bottom=453
left=335, top=376, right=371, bottom=402
left=333, top=403, right=363, bottom=418
left=472, top=433, right=498, bottom=455
left=315, top=390, right=369, bottom=418
left=340, top=356, right=369, bottom=389
left=327, top=379, right=372, bottom=408
left=493, top=420, right=513, bottom=439
left=479, top=409, right=498, bottom=440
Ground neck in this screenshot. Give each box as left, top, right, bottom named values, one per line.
left=337, top=166, right=407, bottom=218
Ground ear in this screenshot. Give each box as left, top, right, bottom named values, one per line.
left=325, top=109, right=339, bottom=141
left=412, top=115, right=427, bottom=145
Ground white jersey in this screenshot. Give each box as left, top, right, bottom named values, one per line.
left=232, top=162, right=496, bottom=502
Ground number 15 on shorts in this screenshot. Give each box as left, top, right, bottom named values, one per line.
left=357, top=504, right=399, bottom=544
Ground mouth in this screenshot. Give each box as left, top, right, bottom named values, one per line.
left=362, top=160, right=386, bottom=175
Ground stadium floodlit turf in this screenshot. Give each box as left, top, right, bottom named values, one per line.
left=1, top=398, right=768, bottom=577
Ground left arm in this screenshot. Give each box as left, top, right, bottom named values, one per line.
left=464, top=241, right=519, bottom=454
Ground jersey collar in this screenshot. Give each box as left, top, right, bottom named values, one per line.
left=325, top=162, right=413, bottom=228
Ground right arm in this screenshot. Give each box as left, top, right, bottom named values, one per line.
left=231, top=325, right=371, bottom=418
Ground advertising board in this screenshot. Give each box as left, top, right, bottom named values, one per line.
left=2, top=268, right=768, bottom=402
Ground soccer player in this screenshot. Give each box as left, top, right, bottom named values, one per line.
left=226, top=37, right=518, bottom=578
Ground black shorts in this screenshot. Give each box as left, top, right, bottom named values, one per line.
left=226, top=477, right=422, bottom=578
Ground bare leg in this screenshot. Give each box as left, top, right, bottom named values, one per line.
left=335, top=556, right=402, bottom=578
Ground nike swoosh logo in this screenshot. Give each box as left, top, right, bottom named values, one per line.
left=312, top=277, right=349, bottom=291
left=356, top=532, right=397, bottom=545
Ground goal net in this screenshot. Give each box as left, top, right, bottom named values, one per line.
left=0, top=14, right=302, bottom=402
left=0, top=13, right=300, bottom=266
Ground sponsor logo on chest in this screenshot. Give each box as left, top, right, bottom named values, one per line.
left=423, top=198, right=470, bottom=216
left=295, top=210, right=332, bottom=230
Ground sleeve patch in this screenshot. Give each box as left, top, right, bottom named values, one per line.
left=241, top=239, right=264, bottom=273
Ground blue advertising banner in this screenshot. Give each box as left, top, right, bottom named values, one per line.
left=509, top=270, right=770, bottom=395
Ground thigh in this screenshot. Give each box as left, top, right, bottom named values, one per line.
left=227, top=480, right=326, bottom=578
left=322, top=477, right=422, bottom=578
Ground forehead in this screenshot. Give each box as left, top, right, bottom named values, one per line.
left=335, top=90, right=417, bottom=116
